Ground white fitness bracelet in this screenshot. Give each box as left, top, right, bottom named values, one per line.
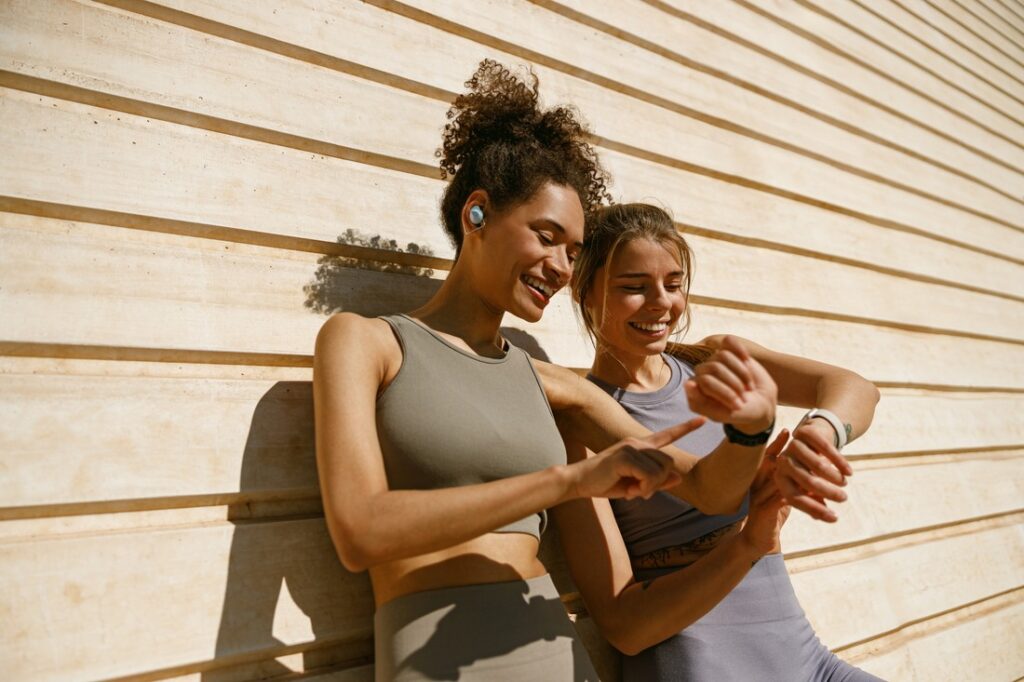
left=800, top=408, right=848, bottom=450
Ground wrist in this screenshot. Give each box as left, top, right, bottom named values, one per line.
left=729, top=414, right=775, bottom=435
left=733, top=529, right=766, bottom=563
left=551, top=463, right=582, bottom=503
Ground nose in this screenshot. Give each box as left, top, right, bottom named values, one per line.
left=648, top=284, right=671, bottom=310
left=544, top=247, right=572, bottom=287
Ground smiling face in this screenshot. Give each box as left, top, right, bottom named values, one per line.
left=586, top=237, right=688, bottom=358
left=463, top=182, right=585, bottom=323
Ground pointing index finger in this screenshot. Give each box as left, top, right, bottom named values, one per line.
left=639, top=417, right=707, bottom=449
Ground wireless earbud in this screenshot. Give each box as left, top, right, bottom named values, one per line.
left=468, top=205, right=485, bottom=230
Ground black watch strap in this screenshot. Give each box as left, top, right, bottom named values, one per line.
left=723, top=420, right=775, bottom=446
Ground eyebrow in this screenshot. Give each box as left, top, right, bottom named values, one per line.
left=538, top=219, right=583, bottom=250
left=614, top=271, right=685, bottom=279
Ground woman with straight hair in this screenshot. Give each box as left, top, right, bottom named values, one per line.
left=313, top=61, right=847, bottom=681
left=557, top=202, right=883, bottom=681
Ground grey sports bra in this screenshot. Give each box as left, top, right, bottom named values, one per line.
left=588, top=353, right=749, bottom=557
left=375, top=314, right=565, bottom=539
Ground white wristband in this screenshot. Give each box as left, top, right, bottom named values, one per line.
left=801, top=408, right=848, bottom=450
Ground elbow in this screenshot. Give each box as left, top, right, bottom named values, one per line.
left=325, top=515, right=378, bottom=573
left=604, top=625, right=652, bottom=657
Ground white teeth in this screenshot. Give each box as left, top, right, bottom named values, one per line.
left=630, top=321, right=668, bottom=332
left=523, top=275, right=554, bottom=298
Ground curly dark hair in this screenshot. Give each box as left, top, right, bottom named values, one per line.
left=437, top=59, right=611, bottom=256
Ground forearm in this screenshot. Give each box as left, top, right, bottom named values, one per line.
left=669, top=439, right=766, bottom=514
left=812, top=371, right=880, bottom=443
left=599, top=534, right=763, bottom=655
left=327, top=465, right=573, bottom=571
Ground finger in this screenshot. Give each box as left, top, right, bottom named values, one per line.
left=765, top=429, right=790, bottom=460
left=721, top=335, right=751, bottom=362
left=695, top=374, right=743, bottom=410
left=798, top=426, right=854, bottom=478
left=779, top=452, right=848, bottom=502
left=632, top=449, right=676, bottom=497
left=787, top=493, right=837, bottom=523
left=640, top=417, right=708, bottom=449
left=714, top=350, right=753, bottom=390
left=751, top=478, right=779, bottom=506
left=788, top=439, right=846, bottom=487
left=697, top=360, right=747, bottom=398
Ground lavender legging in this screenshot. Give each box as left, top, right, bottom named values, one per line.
left=626, top=553, right=885, bottom=682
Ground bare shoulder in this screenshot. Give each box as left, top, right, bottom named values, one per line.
left=314, top=313, right=401, bottom=383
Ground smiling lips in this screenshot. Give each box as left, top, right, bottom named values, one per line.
left=629, top=320, right=670, bottom=337
left=522, top=275, right=556, bottom=304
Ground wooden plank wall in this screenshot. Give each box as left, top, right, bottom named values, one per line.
left=1, top=1, right=1022, bottom=679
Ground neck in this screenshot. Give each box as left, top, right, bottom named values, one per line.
left=590, top=344, right=669, bottom=392
left=409, top=260, right=507, bottom=356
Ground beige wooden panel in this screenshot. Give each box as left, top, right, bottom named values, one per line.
left=368, top=0, right=1024, bottom=232
left=738, top=0, right=1024, bottom=127
left=557, top=0, right=1024, bottom=203
left=605, top=149, right=1024, bottom=301
left=866, top=0, right=1024, bottom=99
left=3, top=202, right=1022, bottom=384
left=0, top=0, right=444, bottom=174
left=918, top=0, right=1024, bottom=66
left=796, top=390, right=1024, bottom=456
left=798, top=0, right=1024, bottom=119
left=0, top=86, right=454, bottom=254
left=3, top=496, right=1016, bottom=680
left=780, top=451, right=1024, bottom=554
left=0, top=514, right=374, bottom=682
left=4, top=356, right=1021, bottom=521
left=139, top=0, right=1024, bottom=258
left=5, top=0, right=1021, bottom=299
left=790, top=517, right=1024, bottom=648
left=4, top=212, right=1024, bottom=387
left=848, top=591, right=1024, bottom=681
left=975, top=0, right=1024, bottom=36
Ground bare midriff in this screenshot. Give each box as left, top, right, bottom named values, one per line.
left=370, top=532, right=547, bottom=607
left=631, top=521, right=744, bottom=571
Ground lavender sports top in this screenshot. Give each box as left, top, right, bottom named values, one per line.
left=587, top=353, right=749, bottom=557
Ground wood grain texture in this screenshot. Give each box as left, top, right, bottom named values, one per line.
left=2, top=0, right=1022, bottom=679
left=4, top=0, right=1021, bottom=298
left=3, top=211, right=1024, bottom=388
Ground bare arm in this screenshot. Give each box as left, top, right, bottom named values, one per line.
left=701, top=334, right=881, bottom=519
left=314, top=314, right=699, bottom=572
left=537, top=341, right=774, bottom=516
left=553, top=435, right=790, bottom=655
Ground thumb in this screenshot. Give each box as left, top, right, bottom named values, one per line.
left=639, top=417, right=707, bottom=449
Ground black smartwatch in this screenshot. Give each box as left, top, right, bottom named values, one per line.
left=723, top=420, right=775, bottom=446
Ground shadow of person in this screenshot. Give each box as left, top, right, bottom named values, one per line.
left=206, top=259, right=564, bottom=679
left=382, top=555, right=597, bottom=682
left=203, top=381, right=376, bottom=681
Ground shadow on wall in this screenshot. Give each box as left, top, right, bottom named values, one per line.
left=205, top=242, right=554, bottom=678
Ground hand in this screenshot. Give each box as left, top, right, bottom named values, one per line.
left=570, top=418, right=706, bottom=500
left=739, top=430, right=792, bottom=558
left=684, top=336, right=777, bottom=434
left=774, top=418, right=855, bottom=523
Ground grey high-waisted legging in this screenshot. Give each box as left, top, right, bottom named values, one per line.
left=627, top=553, right=884, bottom=681
left=374, top=574, right=600, bottom=681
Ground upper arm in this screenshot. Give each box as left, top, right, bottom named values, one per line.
left=699, top=334, right=870, bottom=408
left=533, top=358, right=651, bottom=450
left=534, top=358, right=700, bottom=472
left=312, top=314, right=393, bottom=541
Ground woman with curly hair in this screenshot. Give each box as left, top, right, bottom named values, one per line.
left=313, top=61, right=844, bottom=681
left=557, top=203, right=883, bottom=681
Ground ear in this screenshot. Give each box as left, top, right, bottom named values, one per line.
left=461, top=189, right=490, bottom=237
